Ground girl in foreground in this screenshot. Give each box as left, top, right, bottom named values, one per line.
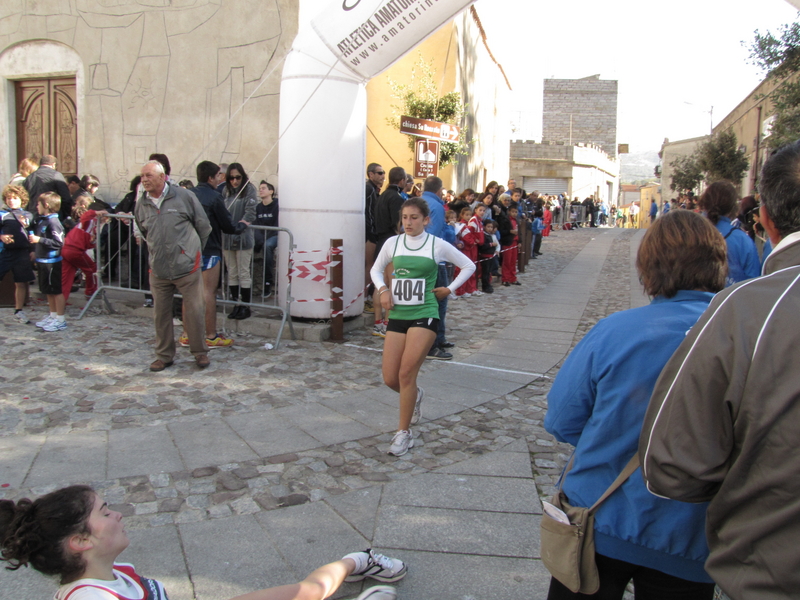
left=0, top=485, right=406, bottom=600
left=370, top=198, right=476, bottom=456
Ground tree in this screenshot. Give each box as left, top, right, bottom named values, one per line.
left=386, top=56, right=470, bottom=167
left=669, top=154, right=703, bottom=194
left=695, top=130, right=750, bottom=184
left=748, top=18, right=800, bottom=149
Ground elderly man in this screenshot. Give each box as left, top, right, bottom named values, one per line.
left=639, top=139, right=800, bottom=600
left=134, top=160, right=212, bottom=371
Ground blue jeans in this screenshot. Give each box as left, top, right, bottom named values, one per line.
left=435, top=263, right=449, bottom=347
left=262, top=235, right=278, bottom=286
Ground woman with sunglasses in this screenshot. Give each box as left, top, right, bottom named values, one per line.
left=222, top=163, right=259, bottom=319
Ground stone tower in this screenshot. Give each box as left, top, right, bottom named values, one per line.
left=542, top=74, right=618, bottom=158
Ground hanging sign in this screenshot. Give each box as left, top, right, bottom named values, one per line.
left=312, top=0, right=476, bottom=80
left=414, top=139, right=439, bottom=178
left=400, top=115, right=460, bottom=142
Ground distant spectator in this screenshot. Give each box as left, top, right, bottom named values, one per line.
left=23, top=154, right=72, bottom=221
left=8, top=157, right=38, bottom=187
left=698, top=180, right=760, bottom=286
left=221, top=162, right=258, bottom=320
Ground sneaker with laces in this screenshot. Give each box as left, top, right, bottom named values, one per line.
left=35, top=315, right=55, bottom=328
left=461, top=292, right=472, bottom=298
left=388, top=429, right=414, bottom=456
left=206, top=334, right=234, bottom=348
left=178, top=333, right=190, bottom=347
left=14, top=310, right=30, bottom=324
left=42, top=319, right=67, bottom=332
left=355, top=585, right=397, bottom=600
left=372, top=322, right=387, bottom=338
left=410, top=386, right=424, bottom=425
left=473, top=290, right=484, bottom=296
left=425, top=346, right=452, bottom=361
left=342, top=549, right=408, bottom=582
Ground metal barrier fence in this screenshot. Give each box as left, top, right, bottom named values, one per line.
left=79, top=214, right=296, bottom=348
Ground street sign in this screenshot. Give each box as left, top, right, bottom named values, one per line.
left=414, top=139, right=439, bottom=178
left=400, top=116, right=460, bottom=142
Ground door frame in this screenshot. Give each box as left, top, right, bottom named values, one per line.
left=0, top=40, right=84, bottom=184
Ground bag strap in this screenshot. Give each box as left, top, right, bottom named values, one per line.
left=587, top=454, right=640, bottom=514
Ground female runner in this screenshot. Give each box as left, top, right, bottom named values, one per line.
left=370, top=198, right=476, bottom=456
left=0, top=485, right=406, bottom=600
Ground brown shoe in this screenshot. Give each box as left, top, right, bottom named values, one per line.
left=195, top=354, right=210, bottom=369
left=150, top=359, right=174, bottom=372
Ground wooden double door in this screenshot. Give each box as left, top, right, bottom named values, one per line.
left=15, top=78, right=77, bottom=178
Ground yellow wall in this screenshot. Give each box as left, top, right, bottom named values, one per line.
left=638, top=184, right=661, bottom=229
left=365, top=10, right=510, bottom=194
left=366, top=26, right=458, bottom=187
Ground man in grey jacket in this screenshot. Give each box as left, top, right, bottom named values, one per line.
left=639, top=140, right=800, bottom=600
left=134, top=160, right=212, bottom=371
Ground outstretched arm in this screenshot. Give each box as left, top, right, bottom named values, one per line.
left=228, top=558, right=355, bottom=600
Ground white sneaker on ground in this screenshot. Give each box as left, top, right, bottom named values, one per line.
left=354, top=585, right=397, bottom=600
left=35, top=315, right=55, bottom=328
left=461, top=292, right=472, bottom=298
left=14, top=310, right=30, bottom=324
left=410, top=386, right=424, bottom=425
left=342, top=549, right=408, bottom=582
left=473, top=290, right=484, bottom=296
left=42, top=319, right=67, bottom=332
left=388, top=429, right=414, bottom=456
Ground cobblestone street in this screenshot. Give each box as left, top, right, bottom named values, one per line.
left=1, top=227, right=640, bottom=600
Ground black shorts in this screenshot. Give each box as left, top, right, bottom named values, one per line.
left=37, top=261, right=63, bottom=295
left=0, top=249, right=34, bottom=283
left=387, top=317, right=439, bottom=335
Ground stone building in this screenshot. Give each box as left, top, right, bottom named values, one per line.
left=658, top=135, right=709, bottom=200
left=510, top=140, right=618, bottom=206
left=0, top=2, right=506, bottom=203
left=542, top=75, right=618, bottom=158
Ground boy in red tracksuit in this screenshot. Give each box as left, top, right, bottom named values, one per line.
left=498, top=206, right=520, bottom=286
left=61, top=208, right=103, bottom=302
left=456, top=206, right=479, bottom=296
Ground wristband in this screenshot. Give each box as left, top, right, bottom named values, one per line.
left=379, top=289, right=389, bottom=295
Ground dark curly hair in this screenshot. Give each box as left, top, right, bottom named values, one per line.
left=0, top=485, right=94, bottom=584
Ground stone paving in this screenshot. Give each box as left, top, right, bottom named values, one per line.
left=0, top=226, right=639, bottom=600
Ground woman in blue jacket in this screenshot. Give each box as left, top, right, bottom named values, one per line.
left=698, top=180, right=760, bottom=286
left=544, top=210, right=727, bottom=600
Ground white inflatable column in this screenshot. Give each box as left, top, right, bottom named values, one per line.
left=278, top=0, right=366, bottom=318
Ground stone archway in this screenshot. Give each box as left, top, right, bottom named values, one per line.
left=0, top=40, right=84, bottom=183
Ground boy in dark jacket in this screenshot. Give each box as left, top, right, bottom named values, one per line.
left=0, top=185, right=35, bottom=324
left=29, top=192, right=66, bottom=331
left=180, top=160, right=248, bottom=348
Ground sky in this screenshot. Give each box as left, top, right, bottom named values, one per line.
left=475, top=0, right=799, bottom=154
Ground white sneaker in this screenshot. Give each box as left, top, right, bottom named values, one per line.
left=343, top=549, right=408, bottom=582
left=372, top=322, right=387, bottom=338
left=473, top=290, right=484, bottom=296
left=14, top=310, right=30, bottom=324
left=35, top=315, right=55, bottom=328
left=389, top=429, right=414, bottom=456
left=410, top=386, right=424, bottom=425
left=42, top=319, right=67, bottom=332
left=461, top=292, right=472, bottom=298
left=354, top=586, right=397, bottom=600
left=448, top=292, right=457, bottom=300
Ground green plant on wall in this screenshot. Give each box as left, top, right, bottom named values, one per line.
left=386, top=55, right=470, bottom=167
